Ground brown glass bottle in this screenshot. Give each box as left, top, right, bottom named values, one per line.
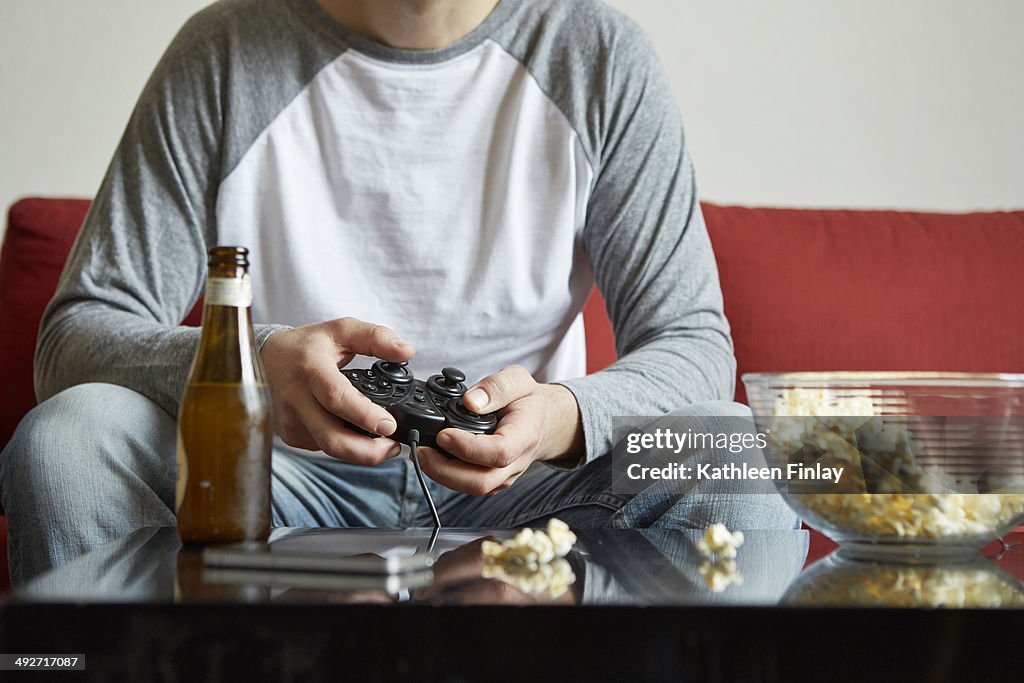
left=176, top=246, right=272, bottom=543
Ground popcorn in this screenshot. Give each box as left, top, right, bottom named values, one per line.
left=769, top=388, right=1024, bottom=543
left=790, top=492, right=1024, bottom=541
left=480, top=518, right=578, bottom=598
left=696, top=523, right=745, bottom=559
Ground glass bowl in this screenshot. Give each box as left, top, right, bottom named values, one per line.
left=743, top=372, right=1024, bottom=560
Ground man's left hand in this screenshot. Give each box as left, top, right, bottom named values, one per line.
left=416, top=365, right=584, bottom=495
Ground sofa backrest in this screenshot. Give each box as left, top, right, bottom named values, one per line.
left=3, top=198, right=1023, bottom=447
left=1, top=199, right=91, bottom=447
left=584, top=204, right=1024, bottom=402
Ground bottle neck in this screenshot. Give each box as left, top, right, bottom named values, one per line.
left=189, top=292, right=262, bottom=385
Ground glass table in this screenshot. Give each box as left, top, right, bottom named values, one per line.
left=1, top=527, right=1022, bottom=679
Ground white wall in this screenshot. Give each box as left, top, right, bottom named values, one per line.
left=2, top=0, right=1022, bottom=241
left=606, top=0, right=1024, bottom=212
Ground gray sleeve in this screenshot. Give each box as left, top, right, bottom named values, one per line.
left=541, top=8, right=736, bottom=463
left=34, top=6, right=290, bottom=416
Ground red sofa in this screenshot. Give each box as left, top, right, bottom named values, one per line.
left=2, top=198, right=1023, bottom=588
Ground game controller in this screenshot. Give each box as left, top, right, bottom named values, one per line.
left=340, top=360, right=498, bottom=451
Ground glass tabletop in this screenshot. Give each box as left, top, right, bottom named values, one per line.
left=13, top=526, right=1024, bottom=609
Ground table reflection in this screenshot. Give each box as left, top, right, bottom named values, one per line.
left=23, top=526, right=1021, bottom=609
left=17, top=526, right=813, bottom=607
left=784, top=553, right=1024, bottom=608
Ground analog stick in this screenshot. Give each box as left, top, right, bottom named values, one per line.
left=428, top=366, right=467, bottom=397
left=373, top=359, right=413, bottom=384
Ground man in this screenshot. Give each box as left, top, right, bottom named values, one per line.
left=0, top=0, right=796, bottom=585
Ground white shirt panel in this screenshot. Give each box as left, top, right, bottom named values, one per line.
left=217, top=40, right=594, bottom=385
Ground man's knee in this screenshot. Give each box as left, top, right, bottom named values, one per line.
left=0, top=383, right=176, bottom=509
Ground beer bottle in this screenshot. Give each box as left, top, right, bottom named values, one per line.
left=176, top=246, right=272, bottom=542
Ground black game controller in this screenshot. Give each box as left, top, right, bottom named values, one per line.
left=340, top=360, right=498, bottom=451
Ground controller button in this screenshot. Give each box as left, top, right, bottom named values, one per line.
left=414, top=395, right=425, bottom=402
left=364, top=383, right=379, bottom=392
left=380, top=380, right=391, bottom=388
left=365, top=370, right=376, bottom=379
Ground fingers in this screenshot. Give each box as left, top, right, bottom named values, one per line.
left=287, top=393, right=402, bottom=465
left=330, top=317, right=416, bottom=361
left=416, top=446, right=524, bottom=496
left=437, top=409, right=539, bottom=468
left=260, top=319, right=416, bottom=466
left=310, top=367, right=397, bottom=436
left=462, top=364, right=534, bottom=413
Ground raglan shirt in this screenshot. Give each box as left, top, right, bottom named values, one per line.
left=36, top=0, right=735, bottom=466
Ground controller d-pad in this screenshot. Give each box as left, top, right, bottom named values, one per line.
left=359, top=381, right=391, bottom=399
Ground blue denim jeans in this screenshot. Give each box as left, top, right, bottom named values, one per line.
left=0, top=383, right=798, bottom=585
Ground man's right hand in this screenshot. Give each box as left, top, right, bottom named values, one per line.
left=260, top=317, right=415, bottom=465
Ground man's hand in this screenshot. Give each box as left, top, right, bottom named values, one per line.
left=260, top=317, right=415, bottom=465
left=417, top=365, right=584, bottom=495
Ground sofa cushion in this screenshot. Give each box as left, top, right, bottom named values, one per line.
left=583, top=204, right=1024, bottom=403
left=0, top=199, right=92, bottom=447
left=704, top=204, right=1024, bottom=403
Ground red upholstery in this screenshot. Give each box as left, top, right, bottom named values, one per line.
left=0, top=199, right=91, bottom=447
left=2, top=198, right=1023, bottom=587
left=584, top=204, right=1024, bottom=403
left=704, top=204, right=1024, bottom=403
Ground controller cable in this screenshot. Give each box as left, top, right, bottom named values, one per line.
left=408, top=429, right=442, bottom=532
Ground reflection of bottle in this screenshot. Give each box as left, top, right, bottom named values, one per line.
left=176, top=246, right=271, bottom=543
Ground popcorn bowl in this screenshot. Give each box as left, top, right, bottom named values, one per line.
left=743, top=372, right=1024, bottom=561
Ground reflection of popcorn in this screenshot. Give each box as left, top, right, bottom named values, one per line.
left=696, top=523, right=745, bottom=559
left=481, top=557, right=576, bottom=599
left=695, top=524, right=745, bottom=592
left=480, top=519, right=579, bottom=598
left=698, top=557, right=744, bottom=593
left=790, top=563, right=1024, bottom=608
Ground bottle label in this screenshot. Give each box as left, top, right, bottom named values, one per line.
left=205, top=275, right=253, bottom=307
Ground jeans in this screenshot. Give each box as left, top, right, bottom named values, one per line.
left=0, top=382, right=798, bottom=586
